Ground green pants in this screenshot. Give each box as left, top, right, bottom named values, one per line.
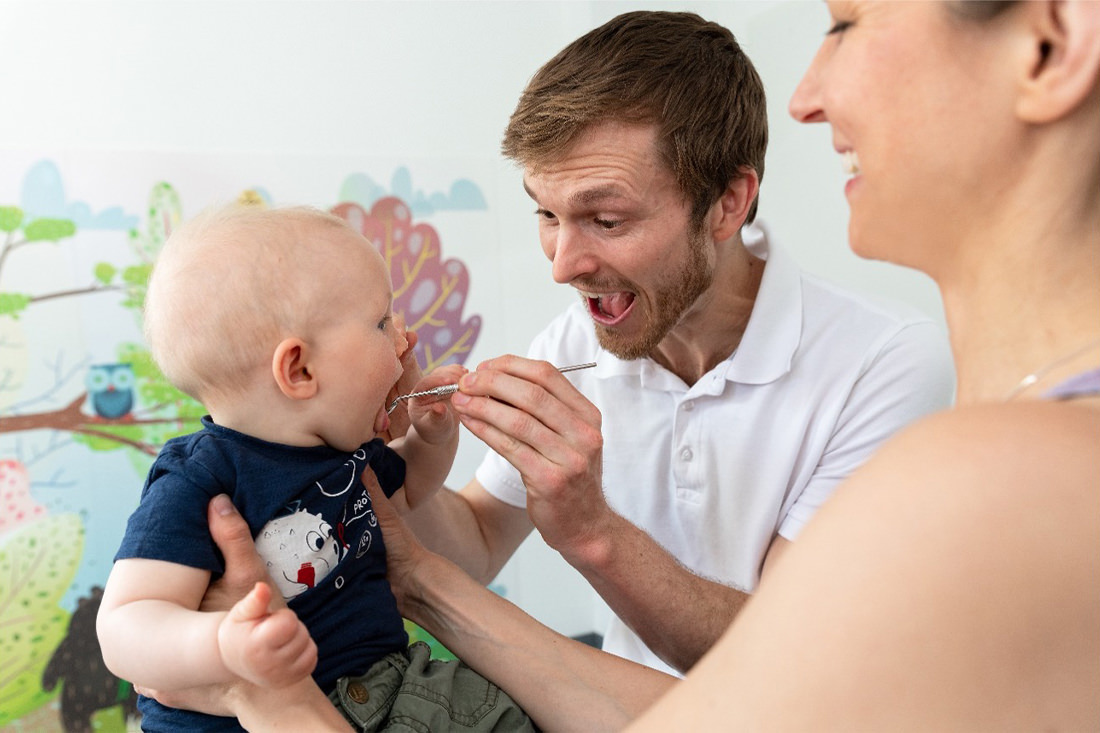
left=329, top=642, right=538, bottom=732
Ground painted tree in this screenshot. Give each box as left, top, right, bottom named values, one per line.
left=332, top=198, right=481, bottom=371
left=0, top=183, right=199, bottom=728
left=0, top=183, right=203, bottom=457
left=0, top=462, right=84, bottom=726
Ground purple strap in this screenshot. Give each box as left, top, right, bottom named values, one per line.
left=1043, top=367, right=1100, bottom=401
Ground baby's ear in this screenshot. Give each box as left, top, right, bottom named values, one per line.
left=272, top=338, right=318, bottom=399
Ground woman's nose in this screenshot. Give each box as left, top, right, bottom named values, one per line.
left=789, top=48, right=827, bottom=124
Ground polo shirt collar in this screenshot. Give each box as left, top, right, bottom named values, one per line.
left=722, top=222, right=801, bottom=385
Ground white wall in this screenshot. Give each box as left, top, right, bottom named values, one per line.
left=0, top=0, right=945, bottom=638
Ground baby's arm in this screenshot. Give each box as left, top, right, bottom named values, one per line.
left=388, top=364, right=464, bottom=510
left=97, top=558, right=316, bottom=690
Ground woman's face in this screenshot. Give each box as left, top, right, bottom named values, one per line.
left=788, top=1, right=1012, bottom=274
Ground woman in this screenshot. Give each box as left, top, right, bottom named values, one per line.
left=149, top=1, right=1099, bottom=729
left=627, top=0, right=1100, bottom=727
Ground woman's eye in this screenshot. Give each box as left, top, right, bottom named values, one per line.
left=826, top=19, right=852, bottom=35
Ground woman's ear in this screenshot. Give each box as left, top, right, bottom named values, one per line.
left=1016, top=0, right=1100, bottom=123
left=272, top=338, right=318, bottom=400
left=710, top=167, right=760, bottom=242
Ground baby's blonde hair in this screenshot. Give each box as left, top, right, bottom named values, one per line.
left=143, top=204, right=369, bottom=403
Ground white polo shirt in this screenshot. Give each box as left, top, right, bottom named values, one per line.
left=475, top=227, right=956, bottom=676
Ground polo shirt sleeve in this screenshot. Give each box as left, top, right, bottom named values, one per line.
left=778, top=319, right=956, bottom=539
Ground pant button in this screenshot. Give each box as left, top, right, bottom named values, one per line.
left=347, top=681, right=370, bottom=704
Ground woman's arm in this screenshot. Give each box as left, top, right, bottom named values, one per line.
left=131, top=495, right=348, bottom=729
left=365, top=474, right=678, bottom=732
left=182, top=478, right=676, bottom=732
left=135, top=665, right=351, bottom=732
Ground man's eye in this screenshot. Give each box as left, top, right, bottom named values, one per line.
left=535, top=208, right=556, bottom=221
left=595, top=217, right=622, bottom=230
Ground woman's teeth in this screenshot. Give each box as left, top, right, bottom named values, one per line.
left=842, top=150, right=861, bottom=176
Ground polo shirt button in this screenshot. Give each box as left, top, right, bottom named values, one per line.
left=347, top=681, right=370, bottom=704
left=680, top=447, right=693, bottom=462
left=682, top=401, right=694, bottom=411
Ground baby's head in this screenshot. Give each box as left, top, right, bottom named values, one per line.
left=145, top=205, right=407, bottom=448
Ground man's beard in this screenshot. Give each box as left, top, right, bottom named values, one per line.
left=593, top=228, right=712, bottom=360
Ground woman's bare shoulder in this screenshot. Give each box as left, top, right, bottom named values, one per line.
left=855, top=399, right=1100, bottom=500
left=827, top=400, right=1100, bottom=574
left=696, top=401, right=1100, bottom=730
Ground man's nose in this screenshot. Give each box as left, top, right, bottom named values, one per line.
left=548, top=225, right=597, bottom=284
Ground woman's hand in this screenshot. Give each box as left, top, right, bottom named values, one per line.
left=136, top=495, right=350, bottom=731
left=137, top=675, right=350, bottom=731
left=362, top=468, right=435, bottom=620
left=136, top=495, right=289, bottom=714
left=198, top=495, right=280, bottom=612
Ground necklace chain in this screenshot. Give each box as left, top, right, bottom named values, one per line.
left=1003, top=337, right=1100, bottom=402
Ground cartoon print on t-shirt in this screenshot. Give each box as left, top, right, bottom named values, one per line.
left=325, top=449, right=382, bottom=561
left=255, top=506, right=346, bottom=600
left=254, top=448, right=383, bottom=601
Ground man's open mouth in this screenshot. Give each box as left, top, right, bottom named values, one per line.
left=583, top=290, right=636, bottom=326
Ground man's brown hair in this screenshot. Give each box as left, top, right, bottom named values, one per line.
left=502, top=10, right=767, bottom=226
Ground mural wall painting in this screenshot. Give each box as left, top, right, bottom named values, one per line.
left=0, top=159, right=484, bottom=731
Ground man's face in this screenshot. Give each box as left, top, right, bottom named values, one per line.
left=524, top=121, right=714, bottom=360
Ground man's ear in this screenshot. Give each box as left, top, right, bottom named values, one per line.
left=709, top=167, right=760, bottom=242
left=272, top=338, right=317, bottom=400
left=1015, top=0, right=1100, bottom=123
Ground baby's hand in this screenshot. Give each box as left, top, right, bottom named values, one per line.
left=407, top=364, right=466, bottom=445
left=383, top=319, right=421, bottom=442
left=217, top=582, right=317, bottom=688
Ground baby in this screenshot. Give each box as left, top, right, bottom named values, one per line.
left=96, top=205, right=530, bottom=730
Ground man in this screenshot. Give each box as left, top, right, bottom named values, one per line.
left=404, top=10, right=954, bottom=676
left=139, top=12, right=955, bottom=725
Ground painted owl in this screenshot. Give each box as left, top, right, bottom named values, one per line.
left=86, top=363, right=135, bottom=419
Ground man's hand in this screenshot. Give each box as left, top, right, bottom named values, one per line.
left=450, top=355, right=611, bottom=566
left=217, top=582, right=317, bottom=688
